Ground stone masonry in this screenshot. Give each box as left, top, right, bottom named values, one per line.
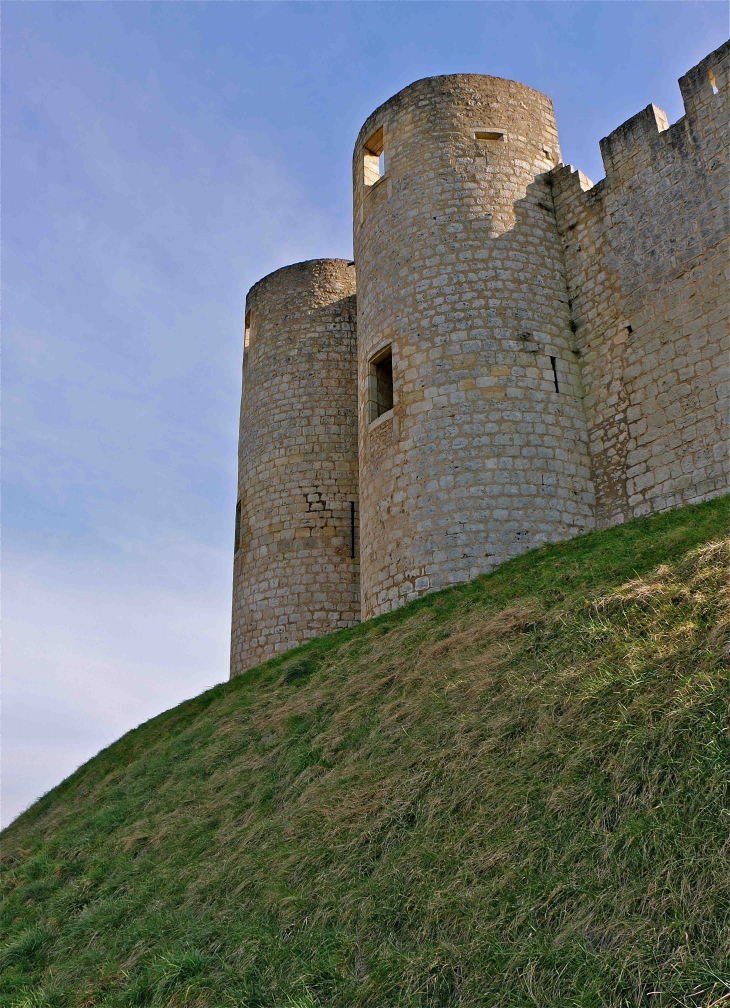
left=231, top=42, right=728, bottom=674
left=230, top=260, right=359, bottom=675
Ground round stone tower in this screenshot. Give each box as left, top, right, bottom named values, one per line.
left=353, top=75, right=595, bottom=618
left=230, top=259, right=359, bottom=676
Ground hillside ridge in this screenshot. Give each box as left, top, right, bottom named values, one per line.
left=2, top=496, right=729, bottom=1007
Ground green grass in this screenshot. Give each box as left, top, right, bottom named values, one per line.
left=2, top=496, right=730, bottom=1008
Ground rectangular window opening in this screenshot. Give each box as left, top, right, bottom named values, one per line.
left=363, top=127, right=385, bottom=187
left=244, top=311, right=251, bottom=349
left=549, top=356, right=560, bottom=393
left=234, top=500, right=242, bottom=551
left=474, top=130, right=505, bottom=142
left=709, top=69, right=719, bottom=94
left=368, top=345, right=393, bottom=423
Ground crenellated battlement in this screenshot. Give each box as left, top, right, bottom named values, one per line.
left=679, top=39, right=729, bottom=118
left=598, top=103, right=669, bottom=182
left=595, top=40, right=729, bottom=184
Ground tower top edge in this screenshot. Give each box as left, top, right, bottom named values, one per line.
left=245, top=258, right=356, bottom=303
left=355, top=73, right=553, bottom=146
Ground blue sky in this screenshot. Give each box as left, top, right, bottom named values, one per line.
left=3, top=1, right=727, bottom=825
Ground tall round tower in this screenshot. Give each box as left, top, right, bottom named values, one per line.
left=230, top=259, right=359, bottom=676
left=353, top=75, right=595, bottom=618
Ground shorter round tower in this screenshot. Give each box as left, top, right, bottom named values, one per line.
left=230, top=259, right=359, bottom=677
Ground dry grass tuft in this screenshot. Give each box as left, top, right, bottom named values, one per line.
left=417, top=601, right=541, bottom=661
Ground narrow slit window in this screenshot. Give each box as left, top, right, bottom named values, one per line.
left=368, top=345, right=393, bottom=423
left=474, top=130, right=504, bottom=142
left=550, top=356, right=560, bottom=393
left=709, top=69, right=719, bottom=94
left=234, top=500, right=242, bottom=551
left=244, top=311, right=251, bottom=349
left=363, top=127, right=385, bottom=186
left=349, top=501, right=356, bottom=559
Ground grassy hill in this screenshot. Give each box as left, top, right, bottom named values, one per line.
left=2, top=497, right=729, bottom=1008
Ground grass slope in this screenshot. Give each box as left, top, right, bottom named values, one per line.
left=2, top=497, right=730, bottom=1008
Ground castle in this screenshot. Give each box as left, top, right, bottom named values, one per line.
left=230, top=42, right=729, bottom=677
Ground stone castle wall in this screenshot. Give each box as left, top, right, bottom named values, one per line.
left=550, top=41, right=729, bottom=527
left=230, top=260, right=359, bottom=676
left=230, top=44, right=729, bottom=674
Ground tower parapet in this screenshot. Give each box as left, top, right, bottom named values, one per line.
left=230, top=259, right=359, bottom=676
